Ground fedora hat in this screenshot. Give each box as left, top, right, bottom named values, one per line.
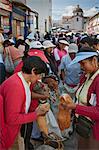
left=43, top=40, right=55, bottom=49
left=30, top=41, right=45, bottom=49
left=59, top=40, right=69, bottom=46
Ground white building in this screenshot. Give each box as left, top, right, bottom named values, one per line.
left=26, top=0, right=52, bottom=36
left=62, top=5, right=88, bottom=32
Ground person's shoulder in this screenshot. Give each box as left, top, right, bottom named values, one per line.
left=62, top=54, right=70, bottom=61
left=2, top=73, right=21, bottom=88
left=93, top=73, right=99, bottom=83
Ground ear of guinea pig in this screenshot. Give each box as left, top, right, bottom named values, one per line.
left=60, top=94, right=72, bottom=104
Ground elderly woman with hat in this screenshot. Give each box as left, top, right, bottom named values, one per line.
left=53, top=39, right=69, bottom=68
left=62, top=47, right=99, bottom=148
left=43, top=40, right=58, bottom=78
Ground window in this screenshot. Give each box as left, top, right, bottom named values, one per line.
left=35, top=16, right=38, bottom=29
left=45, top=19, right=47, bottom=32
left=77, top=18, right=79, bottom=22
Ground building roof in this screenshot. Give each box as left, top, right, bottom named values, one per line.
left=89, top=12, right=99, bottom=21
left=62, top=16, right=72, bottom=19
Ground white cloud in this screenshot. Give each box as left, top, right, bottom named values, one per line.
left=84, top=7, right=98, bottom=17
left=53, top=5, right=98, bottom=20
left=62, top=5, right=75, bottom=16
left=62, top=5, right=98, bottom=17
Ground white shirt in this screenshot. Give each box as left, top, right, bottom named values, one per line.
left=18, top=72, right=31, bottom=113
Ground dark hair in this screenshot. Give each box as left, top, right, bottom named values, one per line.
left=22, top=43, right=30, bottom=61
left=22, top=56, right=49, bottom=75
left=15, top=39, right=25, bottom=48
left=78, top=46, right=97, bottom=53
left=80, top=36, right=94, bottom=47
left=3, top=40, right=12, bottom=48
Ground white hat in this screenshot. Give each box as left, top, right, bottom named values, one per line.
left=43, top=40, right=55, bottom=49
left=68, top=43, right=78, bottom=53
left=30, top=41, right=45, bottom=49
left=59, top=40, right=69, bottom=45
left=27, top=32, right=35, bottom=40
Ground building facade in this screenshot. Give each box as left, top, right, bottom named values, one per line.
left=62, top=5, right=88, bottom=32
left=86, top=12, right=99, bottom=35
left=26, top=0, right=52, bottom=36
left=0, top=0, right=12, bottom=33
left=0, top=0, right=39, bottom=38
left=12, top=0, right=38, bottom=38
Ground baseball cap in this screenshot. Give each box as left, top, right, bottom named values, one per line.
left=28, top=49, right=49, bottom=63
left=30, top=41, right=45, bottom=49
left=43, top=40, right=56, bottom=49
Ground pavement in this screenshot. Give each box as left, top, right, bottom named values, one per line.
left=30, top=131, right=78, bottom=150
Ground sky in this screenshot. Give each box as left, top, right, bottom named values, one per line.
left=52, top=0, right=99, bottom=20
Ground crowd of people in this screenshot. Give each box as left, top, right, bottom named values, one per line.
left=0, top=28, right=99, bottom=150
